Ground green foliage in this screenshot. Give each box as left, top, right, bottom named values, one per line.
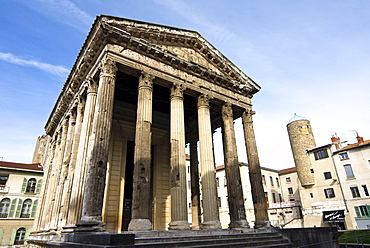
left=339, top=230, right=370, bottom=244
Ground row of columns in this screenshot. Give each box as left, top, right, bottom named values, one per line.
left=36, top=57, right=268, bottom=233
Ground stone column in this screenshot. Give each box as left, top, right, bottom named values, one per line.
left=77, top=58, right=117, bottom=230
left=242, top=110, right=270, bottom=229
left=189, top=139, right=201, bottom=230
left=221, top=103, right=249, bottom=229
left=197, top=94, right=221, bottom=229
left=44, top=121, right=68, bottom=231
left=168, top=83, right=190, bottom=230
left=50, top=111, right=76, bottom=230
left=66, top=78, right=98, bottom=228
left=59, top=97, right=85, bottom=228
left=128, top=72, right=155, bottom=231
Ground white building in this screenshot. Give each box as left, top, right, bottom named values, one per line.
left=0, top=161, right=43, bottom=246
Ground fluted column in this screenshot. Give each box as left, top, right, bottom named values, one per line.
left=197, top=94, right=221, bottom=229
left=128, top=72, right=154, bottom=231
left=242, top=110, right=270, bottom=229
left=50, top=111, right=76, bottom=230
left=189, top=139, right=201, bottom=230
left=168, top=83, right=190, bottom=230
left=221, top=103, right=249, bottom=229
left=59, top=97, right=85, bottom=228
left=77, top=58, right=117, bottom=230
left=66, top=78, right=98, bottom=228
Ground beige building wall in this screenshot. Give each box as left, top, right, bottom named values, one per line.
left=332, top=138, right=370, bottom=229
left=0, top=162, right=43, bottom=246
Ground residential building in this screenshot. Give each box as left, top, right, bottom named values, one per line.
left=0, top=161, right=43, bottom=246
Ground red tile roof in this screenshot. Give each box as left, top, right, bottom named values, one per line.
left=0, top=161, right=43, bottom=172
left=279, top=167, right=297, bottom=174
left=333, top=139, right=370, bottom=154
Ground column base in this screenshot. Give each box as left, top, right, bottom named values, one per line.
left=128, top=219, right=152, bottom=231
left=200, top=220, right=222, bottom=230
left=254, top=221, right=273, bottom=230
left=229, top=220, right=250, bottom=229
left=74, top=218, right=106, bottom=232
left=168, top=221, right=191, bottom=230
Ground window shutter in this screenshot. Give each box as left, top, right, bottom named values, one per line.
left=15, top=199, right=23, bottom=218
left=324, top=189, right=328, bottom=198
left=8, top=198, right=17, bottom=218
left=355, top=206, right=361, bottom=217
left=367, top=205, right=370, bottom=217
left=9, top=228, right=16, bottom=245
left=21, top=178, right=28, bottom=193
left=31, top=199, right=38, bottom=218
left=36, top=179, right=42, bottom=193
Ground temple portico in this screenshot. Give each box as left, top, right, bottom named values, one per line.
left=30, top=15, right=269, bottom=244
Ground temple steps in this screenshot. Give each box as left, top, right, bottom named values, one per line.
left=133, top=231, right=293, bottom=247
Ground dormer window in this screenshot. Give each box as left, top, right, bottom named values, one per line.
left=314, top=149, right=329, bottom=160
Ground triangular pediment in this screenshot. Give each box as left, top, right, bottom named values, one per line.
left=101, top=15, right=260, bottom=93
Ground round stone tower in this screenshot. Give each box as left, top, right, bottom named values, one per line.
left=287, top=114, right=316, bottom=187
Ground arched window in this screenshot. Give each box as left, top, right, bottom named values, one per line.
left=26, top=178, right=37, bottom=193
left=14, top=227, right=26, bottom=245
left=0, top=198, right=10, bottom=218
left=20, top=199, right=32, bottom=218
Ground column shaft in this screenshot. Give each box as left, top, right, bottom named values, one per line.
left=197, top=94, right=221, bottom=229
left=221, top=103, right=249, bottom=229
left=242, top=110, right=270, bottom=228
left=66, top=79, right=98, bottom=227
left=78, top=58, right=117, bottom=229
left=189, top=140, right=201, bottom=230
left=128, top=72, right=154, bottom=231
left=168, top=83, right=190, bottom=230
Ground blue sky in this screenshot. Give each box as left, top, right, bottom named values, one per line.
left=1, top=0, right=370, bottom=169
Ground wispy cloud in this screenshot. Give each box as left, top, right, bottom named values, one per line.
left=15, top=0, right=94, bottom=32
left=0, top=52, right=69, bottom=77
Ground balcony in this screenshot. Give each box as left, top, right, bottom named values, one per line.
left=0, top=184, right=9, bottom=193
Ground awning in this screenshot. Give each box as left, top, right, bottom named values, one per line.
left=323, top=210, right=345, bottom=223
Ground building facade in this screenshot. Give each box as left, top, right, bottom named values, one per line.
left=0, top=161, right=43, bottom=246
left=29, top=15, right=269, bottom=245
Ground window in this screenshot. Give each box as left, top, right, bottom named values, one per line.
left=310, top=169, right=314, bottom=173
left=272, top=192, right=277, bottom=203
left=224, top=176, right=227, bottom=187
left=0, top=174, right=9, bottom=185
left=262, top=175, right=266, bottom=185
left=270, top=176, right=274, bottom=186
left=20, top=199, right=32, bottom=218
left=324, top=188, right=335, bottom=198
left=276, top=178, right=280, bottom=187
left=188, top=180, right=191, bottom=189
left=264, top=192, right=269, bottom=204
left=288, top=187, right=294, bottom=195
left=286, top=177, right=291, bottom=183
left=362, top=185, right=369, bottom=197
left=26, top=178, right=37, bottom=193
left=310, top=193, right=314, bottom=198
left=217, top=197, right=221, bottom=208
left=314, top=149, right=329, bottom=160
left=344, top=164, right=355, bottom=178
left=339, top=152, right=349, bottom=160
left=0, top=198, right=10, bottom=218
left=355, top=205, right=370, bottom=218
left=324, top=172, right=332, bottom=180
left=278, top=193, right=283, bottom=202
left=14, top=227, right=26, bottom=245
left=350, top=186, right=361, bottom=198
left=216, top=177, right=219, bottom=188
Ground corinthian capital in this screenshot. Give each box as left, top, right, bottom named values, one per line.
left=139, top=71, right=155, bottom=89
left=222, top=102, right=233, bottom=119
left=170, top=83, right=185, bottom=100
left=197, top=93, right=210, bottom=108
left=100, top=58, right=117, bottom=77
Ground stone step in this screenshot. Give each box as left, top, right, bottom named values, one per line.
left=134, top=232, right=293, bottom=247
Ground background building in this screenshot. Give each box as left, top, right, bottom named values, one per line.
left=0, top=161, right=43, bottom=246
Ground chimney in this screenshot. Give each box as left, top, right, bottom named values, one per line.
left=331, top=135, right=341, bottom=150
left=356, top=136, right=364, bottom=145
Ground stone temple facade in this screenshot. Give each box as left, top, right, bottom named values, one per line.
left=29, top=15, right=268, bottom=242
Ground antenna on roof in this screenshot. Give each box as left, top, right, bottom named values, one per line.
left=288, top=113, right=307, bottom=124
